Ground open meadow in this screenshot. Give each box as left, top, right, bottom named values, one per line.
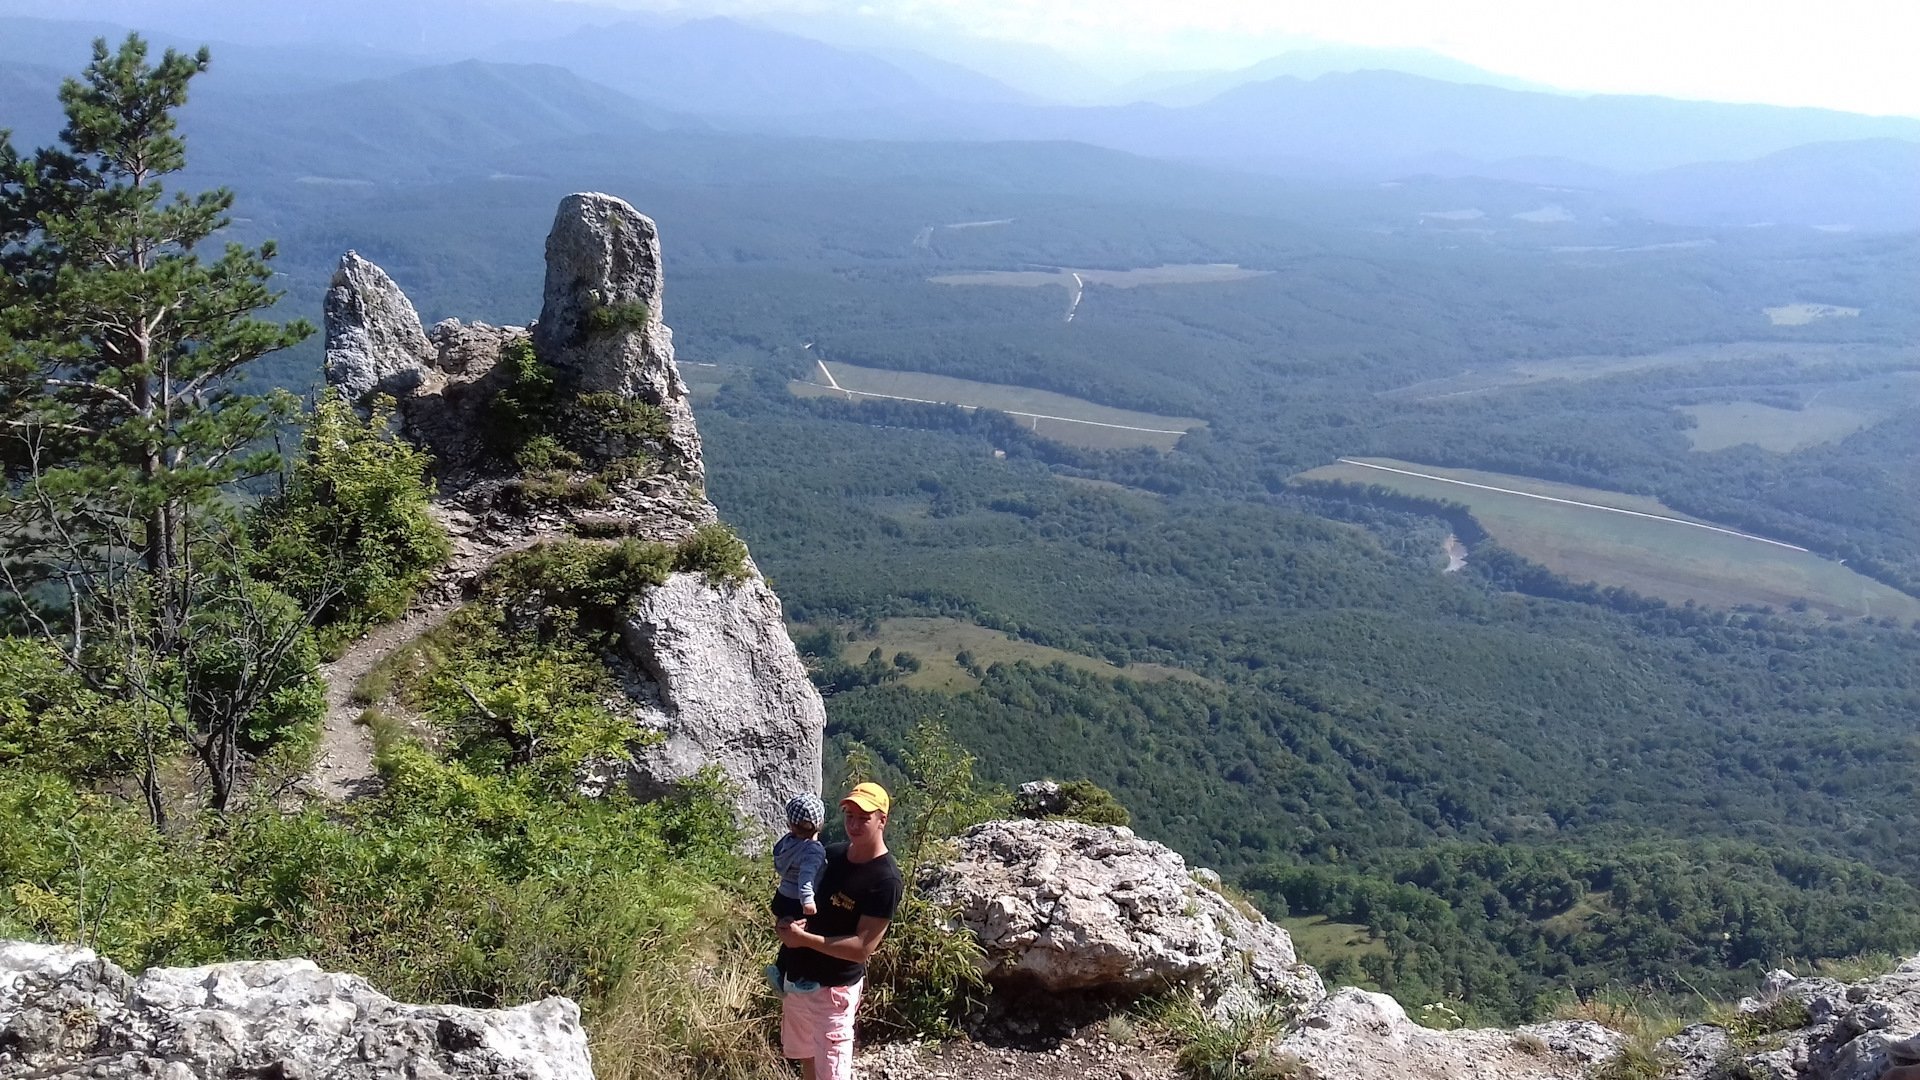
left=790, top=359, right=1205, bottom=451
left=929, top=263, right=1271, bottom=288
left=1294, top=457, right=1920, bottom=620
left=1380, top=342, right=1916, bottom=401
left=1681, top=371, right=1919, bottom=451
left=832, top=616, right=1201, bottom=693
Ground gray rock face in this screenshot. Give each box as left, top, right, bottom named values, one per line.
left=921, top=819, right=1323, bottom=1019
left=1272, top=987, right=1622, bottom=1080
left=533, top=193, right=704, bottom=486
left=1014, top=779, right=1067, bottom=817
left=0, top=941, right=592, bottom=1080
left=324, top=251, right=435, bottom=400
left=1662, top=957, right=1920, bottom=1080
left=620, top=572, right=826, bottom=837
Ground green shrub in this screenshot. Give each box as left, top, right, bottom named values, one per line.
left=0, top=639, right=139, bottom=776
left=486, top=540, right=675, bottom=636
left=1153, top=996, right=1302, bottom=1080
left=1054, top=778, right=1131, bottom=826
left=249, top=394, right=450, bottom=644
left=673, top=524, right=751, bottom=586
left=583, top=301, right=654, bottom=335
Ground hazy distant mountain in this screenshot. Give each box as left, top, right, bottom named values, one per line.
left=1115, top=47, right=1553, bottom=106
left=501, top=17, right=957, bottom=119
left=0, top=15, right=430, bottom=94
left=743, top=10, right=1118, bottom=105
left=179, top=60, right=682, bottom=183
left=1623, top=139, right=1920, bottom=230
left=0, top=61, right=65, bottom=149
left=0, top=0, right=618, bottom=56
left=862, top=47, right=1037, bottom=106
left=986, top=70, right=1920, bottom=178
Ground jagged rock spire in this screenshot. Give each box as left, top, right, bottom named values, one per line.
left=534, top=192, right=704, bottom=486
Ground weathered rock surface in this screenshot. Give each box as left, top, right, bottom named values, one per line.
left=620, top=572, right=827, bottom=837
left=324, top=251, right=436, bottom=401
left=1271, top=987, right=1622, bottom=1080
left=0, top=940, right=592, bottom=1080
left=1660, top=957, right=1920, bottom=1080
left=319, top=194, right=824, bottom=832
left=533, top=192, right=703, bottom=486
left=921, top=819, right=1323, bottom=1019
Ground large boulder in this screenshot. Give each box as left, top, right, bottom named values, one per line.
left=921, top=819, right=1323, bottom=1019
left=1270, top=987, right=1622, bottom=1080
left=533, top=192, right=704, bottom=486
left=621, top=571, right=827, bottom=837
left=0, top=941, right=593, bottom=1080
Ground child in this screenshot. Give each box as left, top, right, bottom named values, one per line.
left=766, top=792, right=827, bottom=995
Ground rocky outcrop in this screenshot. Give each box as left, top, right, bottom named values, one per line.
left=921, top=819, right=1323, bottom=1019
left=320, top=193, right=822, bottom=835
left=324, top=252, right=436, bottom=401
left=1270, top=987, right=1622, bottom=1080
left=533, top=193, right=703, bottom=486
left=1660, top=958, right=1920, bottom=1080
left=0, top=941, right=591, bottom=1080
left=620, top=572, right=828, bottom=833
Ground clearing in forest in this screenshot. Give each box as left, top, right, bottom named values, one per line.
left=1293, top=456, right=1920, bottom=620
left=930, top=263, right=1270, bottom=288
left=1279, top=916, right=1389, bottom=965
left=832, top=617, right=1201, bottom=694
left=1380, top=342, right=1916, bottom=401
left=791, top=359, right=1204, bottom=451
left=1766, top=303, right=1861, bottom=326
left=1682, top=372, right=1919, bottom=452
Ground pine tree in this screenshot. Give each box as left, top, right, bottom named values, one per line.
left=0, top=35, right=317, bottom=819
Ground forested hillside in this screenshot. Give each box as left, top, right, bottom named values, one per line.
left=6, top=29, right=1918, bottom=1024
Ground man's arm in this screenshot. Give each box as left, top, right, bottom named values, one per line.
left=776, top=913, right=891, bottom=963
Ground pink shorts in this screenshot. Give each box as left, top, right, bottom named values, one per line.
left=780, top=979, right=863, bottom=1080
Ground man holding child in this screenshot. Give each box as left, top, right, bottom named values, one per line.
left=772, top=782, right=903, bottom=1080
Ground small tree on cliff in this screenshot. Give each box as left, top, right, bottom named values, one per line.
left=0, top=35, right=317, bottom=820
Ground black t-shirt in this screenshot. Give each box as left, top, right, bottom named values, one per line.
left=777, top=842, right=903, bottom=986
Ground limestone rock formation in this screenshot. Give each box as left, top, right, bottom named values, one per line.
left=533, top=193, right=704, bottom=486
left=1271, top=987, right=1622, bottom=1080
left=320, top=193, right=822, bottom=836
left=324, top=251, right=435, bottom=400
left=621, top=572, right=828, bottom=828
left=0, top=941, right=592, bottom=1080
left=1663, top=957, right=1920, bottom=1080
left=921, top=819, right=1324, bottom=1019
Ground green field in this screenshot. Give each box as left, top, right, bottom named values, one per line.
left=1682, top=402, right=1880, bottom=452
left=1279, top=915, right=1388, bottom=965
left=833, top=616, right=1200, bottom=693
left=1381, top=342, right=1915, bottom=401
left=929, top=263, right=1270, bottom=289
left=1766, top=302, right=1861, bottom=326
left=1681, top=372, right=1920, bottom=451
left=1294, top=457, right=1920, bottom=620
left=790, top=360, right=1205, bottom=451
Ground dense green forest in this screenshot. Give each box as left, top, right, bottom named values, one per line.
left=11, top=48, right=1918, bottom=1023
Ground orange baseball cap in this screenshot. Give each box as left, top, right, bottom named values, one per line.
left=841, top=782, right=890, bottom=814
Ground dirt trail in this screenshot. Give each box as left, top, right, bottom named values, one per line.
left=304, top=523, right=567, bottom=801
left=308, top=601, right=460, bottom=800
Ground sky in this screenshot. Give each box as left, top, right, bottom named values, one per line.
left=606, top=0, right=1920, bottom=116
